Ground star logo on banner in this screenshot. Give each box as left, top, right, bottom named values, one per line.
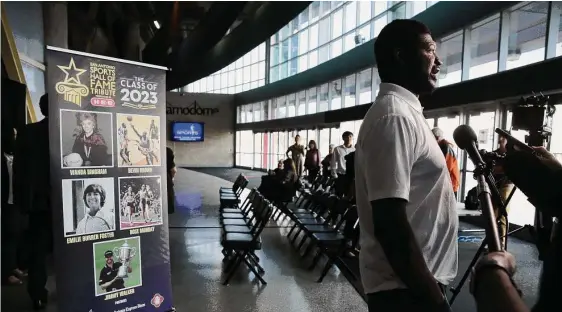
left=151, top=293, right=164, bottom=308
left=55, top=57, right=89, bottom=107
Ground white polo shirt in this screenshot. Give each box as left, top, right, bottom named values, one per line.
left=355, top=83, right=458, bottom=294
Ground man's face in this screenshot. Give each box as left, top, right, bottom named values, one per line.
left=498, top=136, right=507, bottom=148
left=128, top=186, right=132, bottom=193
left=106, top=256, right=114, bottom=266
left=295, top=136, right=300, bottom=144
left=404, top=33, right=442, bottom=94
left=86, top=191, right=102, bottom=214
left=343, top=135, right=353, bottom=146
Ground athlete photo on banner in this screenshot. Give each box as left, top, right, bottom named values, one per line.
left=60, top=109, right=114, bottom=168
left=93, top=237, right=142, bottom=297
left=62, top=177, right=115, bottom=237
left=119, top=176, right=163, bottom=230
left=116, top=113, right=161, bottom=167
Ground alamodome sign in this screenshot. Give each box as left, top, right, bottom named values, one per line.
left=166, top=100, right=219, bottom=116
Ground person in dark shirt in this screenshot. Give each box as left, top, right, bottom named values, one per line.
left=98, top=250, right=130, bottom=292
left=304, top=140, right=321, bottom=183
left=166, top=147, right=176, bottom=214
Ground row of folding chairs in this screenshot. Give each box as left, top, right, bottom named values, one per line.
left=219, top=189, right=274, bottom=285
left=219, top=174, right=249, bottom=209
left=272, top=176, right=360, bottom=283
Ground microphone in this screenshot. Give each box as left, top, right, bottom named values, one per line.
left=453, top=125, right=486, bottom=168
left=453, top=124, right=502, bottom=252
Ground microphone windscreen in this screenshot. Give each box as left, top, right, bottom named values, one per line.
left=453, top=125, right=478, bottom=150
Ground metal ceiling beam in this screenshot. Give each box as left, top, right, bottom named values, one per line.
left=167, top=1, right=312, bottom=90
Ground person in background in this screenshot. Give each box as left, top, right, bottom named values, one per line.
left=354, top=20, right=455, bottom=312
left=286, top=134, right=306, bottom=178
left=13, top=94, right=52, bottom=310
left=269, top=159, right=284, bottom=178
left=321, top=144, right=335, bottom=177
left=304, top=140, right=321, bottom=183
left=2, top=127, right=25, bottom=285
left=259, top=158, right=298, bottom=203
left=331, top=131, right=355, bottom=197
left=492, top=132, right=515, bottom=249
left=166, top=147, right=176, bottom=214
left=432, top=127, right=461, bottom=198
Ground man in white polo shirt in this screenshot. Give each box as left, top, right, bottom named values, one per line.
left=355, top=20, right=457, bottom=311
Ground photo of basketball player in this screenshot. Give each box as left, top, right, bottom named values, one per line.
left=92, top=237, right=142, bottom=296
left=60, top=109, right=113, bottom=168
left=118, top=176, right=163, bottom=230
left=62, top=178, right=116, bottom=237
left=116, top=114, right=161, bottom=167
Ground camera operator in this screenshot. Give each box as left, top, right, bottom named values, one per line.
left=471, top=146, right=562, bottom=312
left=492, top=132, right=515, bottom=248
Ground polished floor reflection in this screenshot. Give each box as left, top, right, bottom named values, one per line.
left=1, top=168, right=542, bottom=312
left=169, top=168, right=368, bottom=312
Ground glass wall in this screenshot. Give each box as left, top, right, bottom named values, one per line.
left=270, top=1, right=437, bottom=83
left=237, top=101, right=562, bottom=228
left=238, top=2, right=562, bottom=122
left=184, top=43, right=266, bottom=94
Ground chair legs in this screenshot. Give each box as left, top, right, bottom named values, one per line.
left=222, top=251, right=267, bottom=286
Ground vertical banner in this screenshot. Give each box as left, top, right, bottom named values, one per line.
left=46, top=47, right=173, bottom=312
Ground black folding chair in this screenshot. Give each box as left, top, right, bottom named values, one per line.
left=220, top=178, right=249, bottom=209
left=221, top=194, right=273, bottom=285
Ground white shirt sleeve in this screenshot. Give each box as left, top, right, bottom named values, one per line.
left=362, top=114, right=418, bottom=202
left=331, top=147, right=339, bottom=177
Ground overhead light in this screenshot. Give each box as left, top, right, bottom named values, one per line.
left=154, top=20, right=160, bottom=29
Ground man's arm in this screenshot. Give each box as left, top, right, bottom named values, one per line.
left=471, top=252, right=528, bottom=312
left=363, top=116, right=447, bottom=310
left=473, top=269, right=528, bottom=312
left=331, top=147, right=339, bottom=177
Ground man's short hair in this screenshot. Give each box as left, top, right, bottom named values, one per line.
left=375, top=19, right=432, bottom=82
left=39, top=94, right=49, bottom=117
left=432, top=127, right=444, bottom=139
left=342, top=131, right=353, bottom=139
left=83, top=184, right=106, bottom=208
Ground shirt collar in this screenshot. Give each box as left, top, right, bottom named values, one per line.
left=378, top=83, right=423, bottom=113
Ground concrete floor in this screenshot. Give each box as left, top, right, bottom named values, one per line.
left=1, top=168, right=542, bottom=312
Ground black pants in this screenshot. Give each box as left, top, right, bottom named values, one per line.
left=307, top=168, right=319, bottom=183
left=367, top=283, right=448, bottom=312
left=334, top=175, right=350, bottom=197
left=27, top=211, right=52, bottom=301
left=167, top=174, right=175, bottom=214
left=1, top=203, right=20, bottom=280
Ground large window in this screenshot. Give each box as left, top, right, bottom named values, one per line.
left=437, top=31, right=463, bottom=87
left=268, top=1, right=434, bottom=83
left=467, top=15, right=500, bottom=79
left=358, top=68, right=372, bottom=104
left=504, top=2, right=548, bottom=71
left=186, top=43, right=266, bottom=94
left=343, top=74, right=357, bottom=107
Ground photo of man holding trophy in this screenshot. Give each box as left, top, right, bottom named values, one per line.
left=93, top=237, right=142, bottom=296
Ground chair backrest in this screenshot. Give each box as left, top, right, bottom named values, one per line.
left=236, top=178, right=249, bottom=195
left=232, top=174, right=243, bottom=191
left=238, top=188, right=257, bottom=211
left=252, top=198, right=274, bottom=239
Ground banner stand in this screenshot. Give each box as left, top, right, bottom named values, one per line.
left=46, top=46, right=174, bottom=312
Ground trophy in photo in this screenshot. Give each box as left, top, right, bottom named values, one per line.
left=113, top=241, right=136, bottom=278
